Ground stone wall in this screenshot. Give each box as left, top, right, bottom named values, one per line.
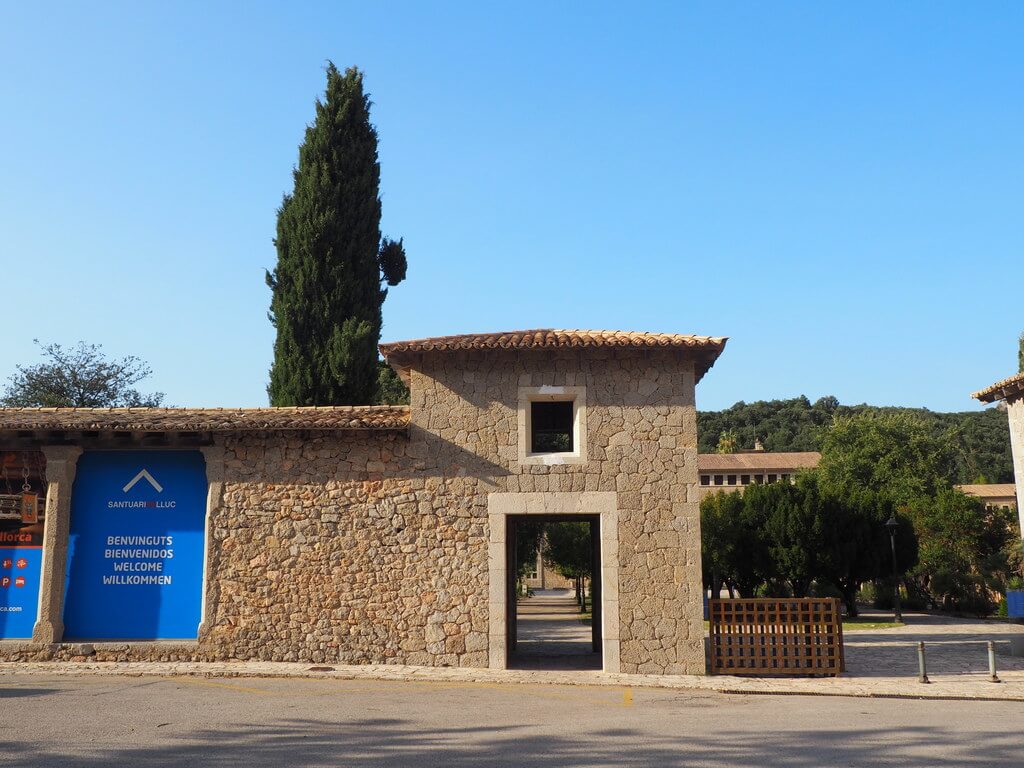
left=199, top=347, right=704, bottom=673
left=408, top=348, right=704, bottom=674
left=200, top=430, right=489, bottom=667
left=0, top=347, right=706, bottom=674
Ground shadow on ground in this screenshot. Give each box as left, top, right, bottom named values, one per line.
left=3, top=716, right=1023, bottom=767
left=0, top=687, right=57, bottom=699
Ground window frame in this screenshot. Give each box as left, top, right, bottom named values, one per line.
left=517, top=385, right=587, bottom=466
left=529, top=400, right=575, bottom=454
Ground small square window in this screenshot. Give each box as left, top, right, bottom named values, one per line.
left=530, top=400, right=574, bottom=454
left=518, top=386, right=586, bottom=466
left=740, top=474, right=750, bottom=485
left=727, top=475, right=737, bottom=486
left=767, top=474, right=777, bottom=483
left=714, top=475, right=724, bottom=486
left=700, top=475, right=710, bottom=486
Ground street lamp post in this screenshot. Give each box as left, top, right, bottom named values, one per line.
left=885, top=515, right=903, bottom=623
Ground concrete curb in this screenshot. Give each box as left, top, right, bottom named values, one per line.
left=2, top=661, right=1024, bottom=703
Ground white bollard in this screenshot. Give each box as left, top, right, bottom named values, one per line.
left=988, top=640, right=1001, bottom=683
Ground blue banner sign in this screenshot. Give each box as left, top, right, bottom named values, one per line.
left=0, top=493, right=43, bottom=639
left=63, top=451, right=207, bottom=640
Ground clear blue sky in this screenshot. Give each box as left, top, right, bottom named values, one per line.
left=2, top=2, right=1021, bottom=411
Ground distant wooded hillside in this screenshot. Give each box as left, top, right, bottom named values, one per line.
left=697, top=396, right=1013, bottom=484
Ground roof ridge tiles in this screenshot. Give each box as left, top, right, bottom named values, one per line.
left=0, top=405, right=411, bottom=432
left=380, top=328, right=728, bottom=383
left=973, top=371, right=1024, bottom=404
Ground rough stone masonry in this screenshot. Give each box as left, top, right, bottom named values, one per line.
left=0, top=329, right=726, bottom=675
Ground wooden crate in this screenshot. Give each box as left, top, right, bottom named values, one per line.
left=708, top=597, right=844, bottom=676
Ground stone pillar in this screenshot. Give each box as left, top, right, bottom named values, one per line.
left=32, top=446, right=82, bottom=644
left=197, top=444, right=225, bottom=639
left=1007, top=399, right=1024, bottom=540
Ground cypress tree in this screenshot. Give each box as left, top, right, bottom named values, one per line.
left=267, top=63, right=407, bottom=406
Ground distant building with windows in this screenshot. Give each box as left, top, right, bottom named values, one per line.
left=955, top=483, right=1017, bottom=512
left=697, top=450, right=821, bottom=501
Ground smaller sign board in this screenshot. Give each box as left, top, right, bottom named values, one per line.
left=21, top=493, right=38, bottom=524
left=0, top=494, right=44, bottom=639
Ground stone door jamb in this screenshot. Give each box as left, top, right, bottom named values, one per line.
left=487, top=491, right=619, bottom=673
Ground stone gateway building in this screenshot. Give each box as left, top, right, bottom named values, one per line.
left=0, top=329, right=726, bottom=675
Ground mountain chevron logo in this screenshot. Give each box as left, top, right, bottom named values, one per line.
left=122, top=469, right=163, bottom=494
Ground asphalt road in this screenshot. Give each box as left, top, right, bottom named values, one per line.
left=1, top=674, right=1022, bottom=767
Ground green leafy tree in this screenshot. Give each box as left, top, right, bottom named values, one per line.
left=714, top=428, right=739, bottom=454
left=806, top=476, right=916, bottom=616
left=267, top=63, right=407, bottom=406
left=697, top=397, right=1012, bottom=484
left=543, top=522, right=593, bottom=611
left=759, top=480, right=821, bottom=597
left=700, top=474, right=919, bottom=614
left=700, top=490, right=745, bottom=598
left=817, top=413, right=957, bottom=506
left=700, top=488, right=776, bottom=597
left=1, top=340, right=164, bottom=407
left=698, top=396, right=838, bottom=454
left=908, top=489, right=1015, bottom=614
left=375, top=362, right=409, bottom=405
left=716, top=430, right=741, bottom=454
left=1018, top=331, right=1024, bottom=373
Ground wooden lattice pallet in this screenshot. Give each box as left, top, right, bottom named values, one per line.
left=708, top=597, right=845, bottom=676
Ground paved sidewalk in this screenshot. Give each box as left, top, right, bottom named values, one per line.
left=844, top=610, right=1024, bottom=680
left=3, top=611, right=1022, bottom=702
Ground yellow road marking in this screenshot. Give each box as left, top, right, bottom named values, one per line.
left=623, top=688, right=633, bottom=706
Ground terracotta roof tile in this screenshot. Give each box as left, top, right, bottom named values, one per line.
left=973, top=372, right=1024, bottom=404
left=380, top=329, right=727, bottom=382
left=0, top=406, right=410, bottom=433
left=955, top=483, right=1018, bottom=499
left=697, top=452, right=821, bottom=472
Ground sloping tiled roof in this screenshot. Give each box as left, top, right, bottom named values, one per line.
left=973, top=372, right=1024, bottom=404
left=697, top=452, right=821, bottom=472
left=0, top=406, right=411, bottom=433
left=380, top=329, right=728, bottom=383
left=955, top=483, right=1018, bottom=499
